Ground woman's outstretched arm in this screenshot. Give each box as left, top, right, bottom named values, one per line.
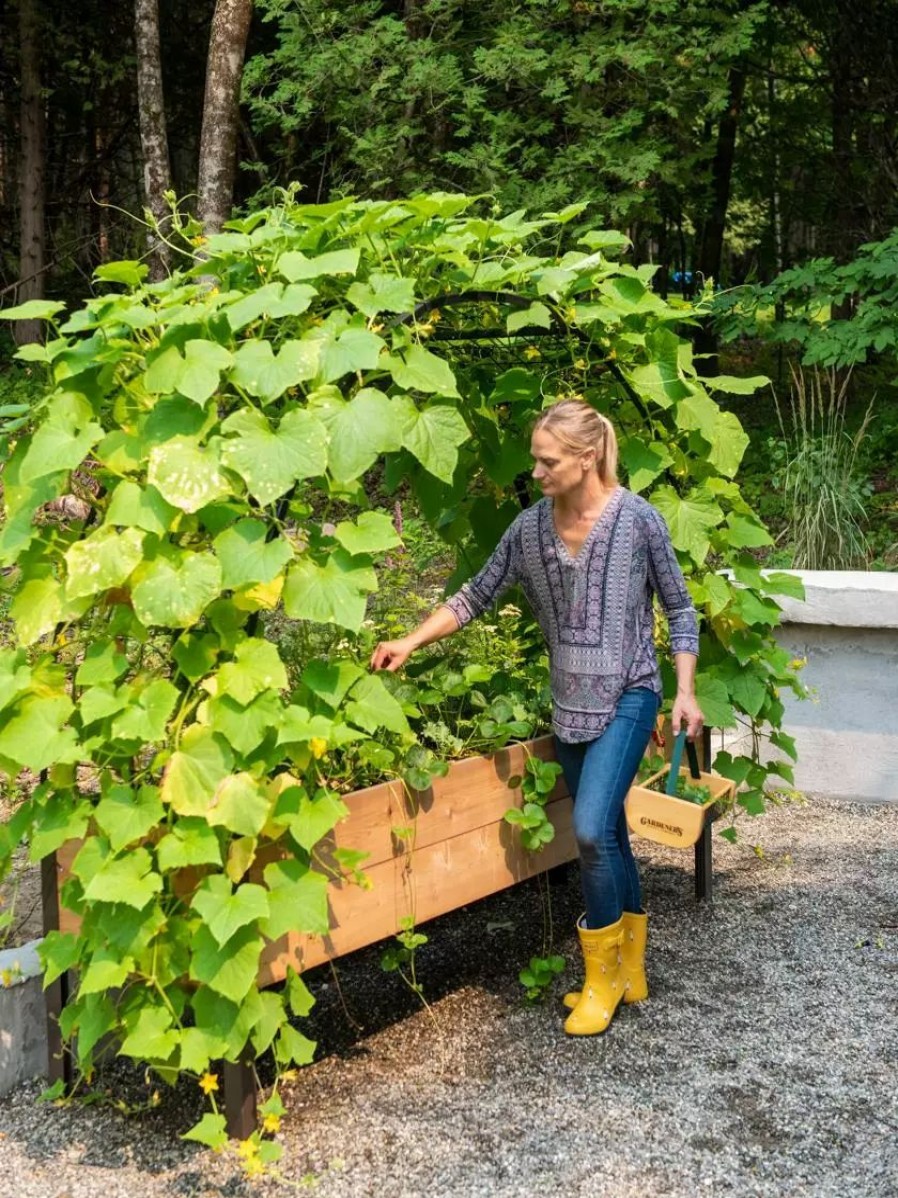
left=370, top=605, right=460, bottom=672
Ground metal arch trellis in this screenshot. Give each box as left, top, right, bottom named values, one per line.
left=391, top=289, right=653, bottom=423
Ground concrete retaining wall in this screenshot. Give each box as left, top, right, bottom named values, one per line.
left=0, top=939, right=47, bottom=1096
left=719, top=571, right=898, bottom=803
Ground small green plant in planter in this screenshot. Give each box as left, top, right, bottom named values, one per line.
left=648, top=774, right=713, bottom=805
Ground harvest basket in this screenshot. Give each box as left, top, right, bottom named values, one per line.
left=625, top=731, right=736, bottom=849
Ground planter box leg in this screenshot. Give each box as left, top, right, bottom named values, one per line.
left=694, top=821, right=713, bottom=902
left=224, top=1058, right=257, bottom=1139
left=693, top=728, right=713, bottom=903
left=42, top=854, right=74, bottom=1091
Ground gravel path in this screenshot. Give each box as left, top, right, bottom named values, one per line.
left=3, top=796, right=897, bottom=1198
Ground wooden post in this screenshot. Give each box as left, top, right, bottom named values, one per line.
left=223, top=1057, right=257, bottom=1139
left=42, top=853, right=74, bottom=1090
left=694, top=728, right=714, bottom=902
left=694, top=822, right=713, bottom=902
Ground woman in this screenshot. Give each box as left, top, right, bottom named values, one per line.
left=371, top=399, right=703, bottom=1036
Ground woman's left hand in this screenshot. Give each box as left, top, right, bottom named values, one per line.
left=672, top=693, right=704, bottom=741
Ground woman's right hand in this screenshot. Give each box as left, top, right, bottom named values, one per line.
left=370, top=637, right=415, bottom=672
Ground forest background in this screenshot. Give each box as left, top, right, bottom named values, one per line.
left=2, top=0, right=898, bottom=559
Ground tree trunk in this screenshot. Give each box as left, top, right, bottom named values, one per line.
left=197, top=0, right=254, bottom=235
left=696, top=63, right=747, bottom=287
left=134, top=0, right=173, bottom=279
left=693, top=62, right=748, bottom=373
left=16, top=0, right=46, bottom=345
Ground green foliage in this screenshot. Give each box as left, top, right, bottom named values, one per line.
left=504, top=754, right=564, bottom=852
left=0, top=192, right=798, bottom=1129
left=244, top=0, right=768, bottom=239
left=519, top=954, right=565, bottom=1004
left=713, top=231, right=898, bottom=369
left=770, top=368, right=873, bottom=569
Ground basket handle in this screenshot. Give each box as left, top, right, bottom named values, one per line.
left=665, top=730, right=702, bottom=795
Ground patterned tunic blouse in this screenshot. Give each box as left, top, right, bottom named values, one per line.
left=442, top=487, right=699, bottom=744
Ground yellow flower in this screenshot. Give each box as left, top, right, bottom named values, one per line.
left=237, top=1138, right=259, bottom=1161
left=309, top=737, right=328, bottom=760
left=199, top=1072, right=219, bottom=1095
left=263, top=1113, right=282, bottom=1134
left=523, top=345, right=541, bottom=360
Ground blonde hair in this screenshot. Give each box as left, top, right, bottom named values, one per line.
left=532, top=399, right=618, bottom=487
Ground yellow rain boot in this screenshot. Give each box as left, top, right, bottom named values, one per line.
left=563, top=910, right=648, bottom=1009
left=563, top=915, right=625, bottom=1037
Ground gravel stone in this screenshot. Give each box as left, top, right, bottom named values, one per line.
left=2, top=796, right=897, bottom=1197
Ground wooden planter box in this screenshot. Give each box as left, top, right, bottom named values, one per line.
left=53, top=735, right=576, bottom=985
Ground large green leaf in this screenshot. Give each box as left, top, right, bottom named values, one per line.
left=694, top=674, right=737, bottom=729
left=19, top=414, right=104, bottom=483
left=221, top=408, right=328, bottom=504
left=178, top=340, right=233, bottom=403
left=0, top=298, right=66, bottom=321
left=208, top=691, right=282, bottom=756
left=189, top=923, right=262, bottom=1005
left=216, top=638, right=287, bottom=705
left=715, top=660, right=768, bottom=719
left=301, top=658, right=363, bottom=707
left=75, top=641, right=129, bottom=687
left=80, top=685, right=126, bottom=726
left=318, top=326, right=386, bottom=382
left=119, top=1006, right=178, bottom=1062
left=272, top=786, right=348, bottom=851
left=619, top=439, right=673, bottom=493
left=161, top=726, right=233, bottom=817
left=225, top=282, right=316, bottom=331
left=9, top=574, right=90, bottom=645
left=131, top=549, right=222, bottom=628
left=388, top=345, right=459, bottom=397
left=0, top=694, right=78, bottom=771
left=79, top=844, right=163, bottom=910
left=104, top=481, right=177, bottom=535
left=704, top=374, right=770, bottom=395
left=333, top=511, right=401, bottom=555
left=0, top=650, right=32, bottom=714
left=147, top=436, right=231, bottom=513
left=64, top=527, right=145, bottom=600
left=79, top=951, right=135, bottom=996
left=345, top=674, right=410, bottom=735
left=110, top=678, right=179, bottom=743
left=191, top=874, right=270, bottom=949
left=277, top=247, right=360, bottom=281
left=229, top=339, right=320, bottom=400
left=261, top=858, right=330, bottom=940
left=321, top=388, right=403, bottom=481
left=651, top=485, right=724, bottom=564
left=707, top=411, right=750, bottom=478
left=206, top=772, right=272, bottom=837
left=214, top=519, right=293, bottom=589
left=402, top=403, right=470, bottom=483
left=725, top=514, right=774, bottom=549
left=95, top=784, right=165, bottom=853
left=155, top=818, right=223, bottom=872
left=283, top=550, right=377, bottom=632
left=347, top=272, right=416, bottom=317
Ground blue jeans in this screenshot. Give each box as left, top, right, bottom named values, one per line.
left=554, top=687, right=660, bottom=929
